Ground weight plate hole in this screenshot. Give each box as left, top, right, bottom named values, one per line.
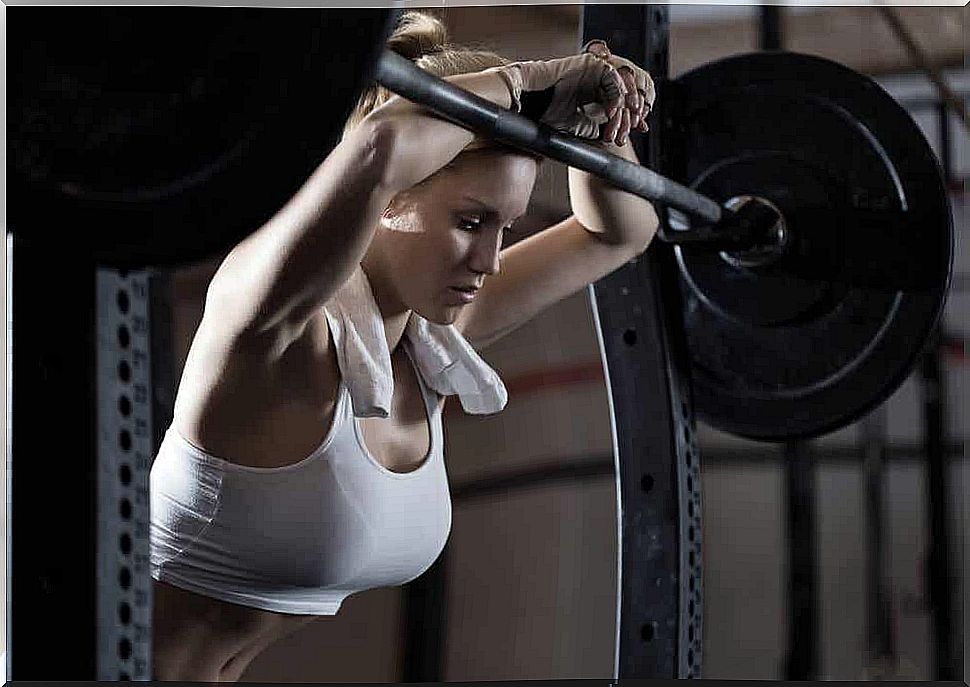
left=640, top=621, right=657, bottom=642
left=641, top=473, right=654, bottom=492
left=118, top=637, right=132, bottom=660
left=119, top=464, right=132, bottom=486
left=120, top=498, right=132, bottom=520
left=119, top=566, right=132, bottom=589
left=119, top=532, right=132, bottom=555
left=117, top=325, right=130, bottom=349
left=117, top=289, right=130, bottom=314
left=118, top=360, right=131, bottom=383
left=118, top=395, right=132, bottom=417
left=119, top=430, right=132, bottom=452
left=623, top=328, right=637, bottom=345
left=118, top=602, right=131, bottom=625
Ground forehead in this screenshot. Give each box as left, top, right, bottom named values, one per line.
left=430, top=149, right=537, bottom=208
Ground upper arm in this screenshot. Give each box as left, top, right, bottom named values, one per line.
left=454, top=216, right=652, bottom=350
left=203, top=120, right=396, bottom=350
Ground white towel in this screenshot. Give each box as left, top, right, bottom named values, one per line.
left=323, top=267, right=508, bottom=418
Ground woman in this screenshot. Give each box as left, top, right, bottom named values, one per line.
left=150, top=12, right=657, bottom=682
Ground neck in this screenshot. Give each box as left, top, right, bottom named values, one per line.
left=360, top=259, right=411, bottom=353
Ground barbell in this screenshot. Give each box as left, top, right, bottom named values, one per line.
left=8, top=9, right=952, bottom=441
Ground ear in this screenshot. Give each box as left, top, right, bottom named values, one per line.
left=379, top=191, right=415, bottom=232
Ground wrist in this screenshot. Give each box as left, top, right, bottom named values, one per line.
left=487, top=65, right=523, bottom=112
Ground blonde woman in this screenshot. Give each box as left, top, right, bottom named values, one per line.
left=150, top=12, right=657, bottom=682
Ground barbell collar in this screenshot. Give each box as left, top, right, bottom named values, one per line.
left=375, top=50, right=724, bottom=225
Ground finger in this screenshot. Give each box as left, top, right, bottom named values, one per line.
left=618, top=66, right=639, bottom=111
left=599, top=63, right=627, bottom=116
left=619, top=108, right=632, bottom=145
left=583, top=39, right=611, bottom=59
left=637, top=94, right=651, bottom=131
left=613, top=57, right=655, bottom=115
left=602, top=104, right=623, bottom=144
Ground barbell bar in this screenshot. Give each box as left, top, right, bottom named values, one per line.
left=375, top=50, right=746, bottom=236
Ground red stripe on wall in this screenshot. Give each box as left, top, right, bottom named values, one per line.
left=444, top=336, right=969, bottom=417
left=444, top=359, right=605, bottom=418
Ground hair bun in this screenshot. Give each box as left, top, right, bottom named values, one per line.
left=387, top=12, right=448, bottom=61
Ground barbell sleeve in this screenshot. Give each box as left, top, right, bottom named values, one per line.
left=374, top=50, right=724, bottom=226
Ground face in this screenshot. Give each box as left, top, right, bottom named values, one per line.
left=367, top=148, right=538, bottom=325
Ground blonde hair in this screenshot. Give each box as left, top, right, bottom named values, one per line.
left=343, top=12, right=511, bottom=138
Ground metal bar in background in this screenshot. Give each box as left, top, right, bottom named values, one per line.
left=876, top=6, right=970, bottom=133
left=759, top=6, right=783, bottom=51
left=782, top=440, right=819, bottom=680
left=95, top=269, right=157, bottom=681
left=9, top=242, right=173, bottom=680
left=583, top=4, right=703, bottom=680
left=861, top=407, right=897, bottom=678
left=921, top=330, right=960, bottom=680
left=400, top=551, right=449, bottom=682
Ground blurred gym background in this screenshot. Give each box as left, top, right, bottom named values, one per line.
left=1, top=3, right=966, bottom=683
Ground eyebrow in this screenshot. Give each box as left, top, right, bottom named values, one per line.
left=461, top=196, right=497, bottom=213
left=461, top=196, right=524, bottom=223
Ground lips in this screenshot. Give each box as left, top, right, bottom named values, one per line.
left=449, top=286, right=479, bottom=303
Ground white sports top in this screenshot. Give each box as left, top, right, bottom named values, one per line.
left=149, top=339, right=451, bottom=615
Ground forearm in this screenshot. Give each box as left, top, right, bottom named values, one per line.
left=567, top=140, right=659, bottom=252
left=363, top=69, right=515, bottom=194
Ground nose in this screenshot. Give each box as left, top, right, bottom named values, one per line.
left=468, top=228, right=502, bottom=276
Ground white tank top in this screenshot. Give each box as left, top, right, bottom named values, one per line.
left=149, top=340, right=452, bottom=615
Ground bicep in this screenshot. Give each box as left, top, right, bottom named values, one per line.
left=203, top=121, right=396, bottom=347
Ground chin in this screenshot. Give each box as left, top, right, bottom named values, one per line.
left=414, top=304, right=460, bottom=326
left=427, top=310, right=460, bottom=326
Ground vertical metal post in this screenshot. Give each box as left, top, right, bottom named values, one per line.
left=782, top=440, right=819, bottom=680
left=95, top=268, right=166, bottom=680
left=583, top=5, right=702, bottom=679
left=10, top=238, right=171, bottom=679
left=861, top=408, right=896, bottom=678
left=400, top=550, right=449, bottom=681
left=921, top=328, right=957, bottom=680
left=759, top=6, right=783, bottom=51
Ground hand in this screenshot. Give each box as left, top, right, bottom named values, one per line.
left=491, top=52, right=628, bottom=140
left=582, top=40, right=655, bottom=145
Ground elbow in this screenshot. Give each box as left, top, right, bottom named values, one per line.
left=353, top=114, right=404, bottom=195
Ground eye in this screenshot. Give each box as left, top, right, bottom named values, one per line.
left=457, top=215, right=484, bottom=232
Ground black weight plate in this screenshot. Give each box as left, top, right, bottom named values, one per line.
left=670, top=52, right=952, bottom=441
left=8, top=7, right=395, bottom=268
